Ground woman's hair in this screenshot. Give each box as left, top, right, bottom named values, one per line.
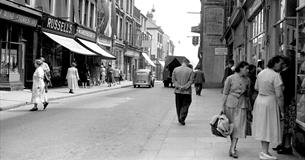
left=71, top=62, right=77, bottom=67
left=235, top=61, right=249, bottom=72
left=35, top=59, right=43, bottom=66
left=282, top=56, right=291, bottom=67
left=267, top=55, right=283, bottom=68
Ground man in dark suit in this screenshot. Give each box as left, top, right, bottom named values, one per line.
left=222, top=59, right=234, bottom=87
left=172, top=60, right=194, bottom=125
left=194, top=68, right=205, bottom=96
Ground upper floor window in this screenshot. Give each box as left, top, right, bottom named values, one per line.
left=25, top=0, right=35, bottom=7
left=48, top=0, right=54, bottom=15
left=79, top=0, right=83, bottom=24
left=84, top=0, right=89, bottom=26
left=90, top=3, right=95, bottom=28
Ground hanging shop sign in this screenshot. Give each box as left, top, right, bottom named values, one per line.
left=0, top=8, right=38, bottom=27
left=76, top=25, right=96, bottom=42
left=215, top=48, right=227, bottom=56
left=42, top=14, right=75, bottom=36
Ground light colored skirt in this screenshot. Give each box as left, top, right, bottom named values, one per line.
left=31, top=85, right=47, bottom=104
left=224, top=107, right=247, bottom=138
left=253, top=95, right=281, bottom=145
left=67, top=77, right=79, bottom=90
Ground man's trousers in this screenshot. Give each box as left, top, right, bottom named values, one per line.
left=175, top=93, right=192, bottom=123
left=194, top=83, right=203, bottom=95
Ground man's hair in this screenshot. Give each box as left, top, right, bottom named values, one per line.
left=267, top=55, right=283, bottom=68
left=228, top=59, right=234, bottom=65
left=282, top=56, right=291, bottom=67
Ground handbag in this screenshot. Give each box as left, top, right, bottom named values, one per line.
left=210, top=113, right=233, bottom=138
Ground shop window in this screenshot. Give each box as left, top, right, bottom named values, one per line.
left=296, top=9, right=305, bottom=125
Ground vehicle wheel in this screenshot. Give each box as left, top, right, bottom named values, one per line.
left=134, top=85, right=136, bottom=88
left=164, top=82, right=168, bottom=87
left=148, top=84, right=152, bottom=88
left=138, top=85, right=140, bottom=88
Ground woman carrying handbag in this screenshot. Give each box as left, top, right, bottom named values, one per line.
left=222, top=61, right=251, bottom=159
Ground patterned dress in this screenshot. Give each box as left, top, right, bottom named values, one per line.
left=31, top=66, right=47, bottom=104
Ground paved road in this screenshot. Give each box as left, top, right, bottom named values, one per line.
left=0, top=84, right=174, bottom=160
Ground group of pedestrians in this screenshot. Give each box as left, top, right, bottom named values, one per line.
left=221, top=55, right=296, bottom=159
left=171, top=56, right=296, bottom=159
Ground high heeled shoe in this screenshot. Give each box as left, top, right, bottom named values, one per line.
left=29, top=107, right=38, bottom=111
left=229, top=150, right=238, bottom=158
left=43, top=102, right=49, bottom=110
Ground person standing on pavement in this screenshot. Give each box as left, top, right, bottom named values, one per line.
left=40, top=57, right=51, bottom=93
left=30, top=59, right=48, bottom=111
left=101, top=63, right=106, bottom=85
left=193, top=68, right=205, bottom=96
left=114, top=67, right=121, bottom=85
left=253, top=55, right=284, bottom=160
left=107, top=64, right=114, bottom=87
left=222, top=61, right=251, bottom=158
left=273, top=56, right=296, bottom=155
left=66, top=62, right=80, bottom=94
left=172, top=60, right=194, bottom=125
left=222, top=60, right=235, bottom=88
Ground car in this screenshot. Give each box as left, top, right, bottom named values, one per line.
left=133, top=69, right=155, bottom=88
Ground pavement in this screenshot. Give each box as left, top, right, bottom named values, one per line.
left=0, top=83, right=303, bottom=160
left=138, top=89, right=304, bottom=160
left=0, top=80, right=133, bottom=111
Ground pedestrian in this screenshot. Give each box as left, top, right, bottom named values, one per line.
left=40, top=57, right=51, bottom=92
left=101, top=63, right=106, bottom=84
left=80, top=65, right=90, bottom=88
left=222, top=59, right=235, bottom=88
left=114, top=67, right=121, bottom=85
left=66, top=62, right=80, bottom=94
left=253, top=55, right=284, bottom=160
left=29, top=59, right=48, bottom=111
left=172, top=59, right=194, bottom=125
left=107, top=64, right=114, bottom=87
left=193, top=67, right=205, bottom=96
left=273, top=56, right=296, bottom=154
left=222, top=61, right=251, bottom=158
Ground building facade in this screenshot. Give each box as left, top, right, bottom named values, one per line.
left=198, top=0, right=226, bottom=88
left=222, top=0, right=305, bottom=157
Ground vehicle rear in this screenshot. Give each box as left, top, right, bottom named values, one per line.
left=133, top=69, right=154, bottom=88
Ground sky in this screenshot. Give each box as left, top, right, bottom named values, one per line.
left=135, top=0, right=201, bottom=66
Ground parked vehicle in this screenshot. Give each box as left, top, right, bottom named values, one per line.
left=133, top=69, right=155, bottom=88
left=162, top=56, right=189, bottom=87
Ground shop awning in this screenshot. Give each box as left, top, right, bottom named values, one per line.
left=77, top=38, right=116, bottom=59
left=158, top=60, right=165, bottom=68
left=43, top=32, right=96, bottom=55
left=142, top=53, right=156, bottom=67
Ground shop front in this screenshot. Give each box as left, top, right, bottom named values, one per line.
left=294, top=3, right=305, bottom=156
left=0, top=3, right=41, bottom=90
left=40, top=14, right=96, bottom=87
left=75, top=25, right=115, bottom=85
left=124, top=49, right=139, bottom=81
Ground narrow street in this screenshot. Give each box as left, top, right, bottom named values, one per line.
left=0, top=85, right=174, bottom=160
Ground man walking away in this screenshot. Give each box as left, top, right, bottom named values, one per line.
left=194, top=68, right=205, bottom=96
left=222, top=60, right=234, bottom=87
left=172, top=60, right=194, bottom=125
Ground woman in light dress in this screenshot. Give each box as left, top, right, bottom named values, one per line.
left=30, top=59, right=48, bottom=111
left=66, top=62, right=80, bottom=94
left=222, top=61, right=250, bottom=158
left=253, top=55, right=284, bottom=160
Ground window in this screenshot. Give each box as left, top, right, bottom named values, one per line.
left=126, top=22, right=129, bottom=42
left=130, top=0, right=133, bottom=15
left=250, top=10, right=265, bottom=65
left=25, top=0, right=35, bottom=7
left=48, top=0, right=54, bottom=15
left=126, top=0, right=129, bottom=13
left=119, top=17, right=123, bottom=39
left=84, top=0, right=89, bottom=26
left=79, top=0, right=83, bottom=24
left=129, top=23, right=132, bottom=42
left=90, top=3, right=94, bottom=28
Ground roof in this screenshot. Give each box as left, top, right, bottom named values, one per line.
left=164, top=56, right=189, bottom=67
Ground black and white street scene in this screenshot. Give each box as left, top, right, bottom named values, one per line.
left=1, top=0, right=305, bottom=160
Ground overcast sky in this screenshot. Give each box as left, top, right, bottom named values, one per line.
left=135, top=0, right=201, bottom=66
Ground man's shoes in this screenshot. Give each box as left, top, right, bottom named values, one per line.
left=29, top=107, right=38, bottom=111
left=272, top=144, right=283, bottom=151
left=277, top=147, right=293, bottom=154
left=43, top=102, right=49, bottom=110
left=259, top=152, right=277, bottom=160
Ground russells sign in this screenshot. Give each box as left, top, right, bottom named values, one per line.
left=42, top=14, right=75, bottom=35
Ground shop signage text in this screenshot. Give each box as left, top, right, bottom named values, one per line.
left=0, top=8, right=37, bottom=27
left=42, top=15, right=75, bottom=35
left=76, top=27, right=96, bottom=41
